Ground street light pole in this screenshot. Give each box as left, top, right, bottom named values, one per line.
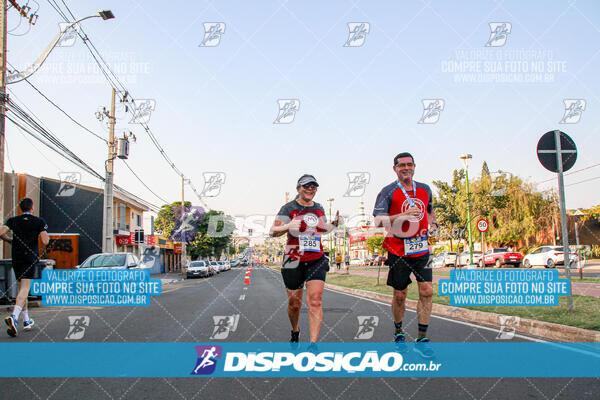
left=0, top=0, right=7, bottom=258
left=460, top=154, right=474, bottom=265
left=327, top=198, right=334, bottom=267
left=181, top=176, right=187, bottom=274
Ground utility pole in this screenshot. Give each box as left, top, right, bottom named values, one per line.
left=181, top=176, right=186, bottom=273
left=0, top=0, right=7, bottom=257
left=102, top=88, right=116, bottom=253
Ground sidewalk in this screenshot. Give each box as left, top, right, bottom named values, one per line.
left=333, top=268, right=600, bottom=298
left=152, top=272, right=185, bottom=285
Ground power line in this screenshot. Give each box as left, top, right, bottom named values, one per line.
left=5, top=99, right=160, bottom=211
left=534, top=162, right=600, bottom=185
left=121, top=159, right=169, bottom=204
left=7, top=62, right=107, bottom=143
left=565, top=175, right=600, bottom=187
left=47, top=0, right=209, bottom=209
left=6, top=66, right=168, bottom=206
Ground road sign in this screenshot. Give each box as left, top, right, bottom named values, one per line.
left=477, top=219, right=489, bottom=233
left=536, top=130, right=575, bottom=311
left=536, top=130, right=577, bottom=173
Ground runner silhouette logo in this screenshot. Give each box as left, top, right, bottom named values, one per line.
left=65, top=316, right=90, bottom=340
left=354, top=316, right=379, bottom=339
left=191, top=345, right=222, bottom=375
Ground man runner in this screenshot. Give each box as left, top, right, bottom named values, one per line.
left=270, top=174, right=341, bottom=344
left=0, top=198, right=49, bottom=337
left=373, top=153, right=438, bottom=357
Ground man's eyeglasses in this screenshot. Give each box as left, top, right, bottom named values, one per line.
left=302, top=184, right=318, bottom=190
left=395, top=162, right=415, bottom=168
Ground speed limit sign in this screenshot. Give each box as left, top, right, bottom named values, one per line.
left=477, top=219, right=489, bottom=233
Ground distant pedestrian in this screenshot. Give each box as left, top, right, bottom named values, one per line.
left=335, top=254, right=342, bottom=270
left=345, top=254, right=350, bottom=267
left=0, top=198, right=49, bottom=337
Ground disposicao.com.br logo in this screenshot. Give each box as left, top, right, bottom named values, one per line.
left=190, top=343, right=442, bottom=377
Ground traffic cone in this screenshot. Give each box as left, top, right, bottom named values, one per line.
left=244, top=269, right=251, bottom=285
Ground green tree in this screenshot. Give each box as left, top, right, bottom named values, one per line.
left=188, top=210, right=235, bottom=259
left=433, top=169, right=465, bottom=251
left=434, top=165, right=557, bottom=249
left=154, top=201, right=192, bottom=237
left=366, top=235, right=385, bottom=255
left=154, top=203, right=235, bottom=260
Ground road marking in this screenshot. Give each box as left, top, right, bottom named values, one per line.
left=261, top=266, right=544, bottom=342
left=239, top=294, right=246, bottom=301
left=326, top=288, right=544, bottom=342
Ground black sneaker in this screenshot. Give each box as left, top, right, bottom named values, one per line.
left=290, top=330, right=299, bottom=343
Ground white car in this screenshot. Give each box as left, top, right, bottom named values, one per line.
left=523, top=246, right=579, bottom=269
left=218, top=261, right=230, bottom=271
left=209, top=261, right=221, bottom=273
left=349, top=258, right=367, bottom=266
left=437, top=252, right=458, bottom=267
left=431, top=254, right=445, bottom=269
left=186, top=260, right=211, bottom=278
left=456, top=251, right=483, bottom=267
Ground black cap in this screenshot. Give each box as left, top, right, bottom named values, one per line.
left=297, top=174, right=319, bottom=187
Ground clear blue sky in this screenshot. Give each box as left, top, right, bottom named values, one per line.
left=6, top=0, right=600, bottom=233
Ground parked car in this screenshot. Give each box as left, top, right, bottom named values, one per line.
left=349, top=258, right=367, bottom=266
left=210, top=261, right=221, bottom=274
left=522, top=246, right=579, bottom=269
left=231, top=259, right=241, bottom=267
left=456, top=251, right=483, bottom=267
left=437, top=252, right=458, bottom=267
left=431, top=254, right=446, bottom=269
left=482, top=248, right=523, bottom=268
left=186, top=260, right=211, bottom=278
left=218, top=261, right=230, bottom=271
left=77, top=253, right=149, bottom=270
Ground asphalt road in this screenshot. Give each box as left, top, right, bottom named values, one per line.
left=0, top=266, right=598, bottom=399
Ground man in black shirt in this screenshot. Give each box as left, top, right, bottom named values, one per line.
left=0, top=198, right=49, bottom=337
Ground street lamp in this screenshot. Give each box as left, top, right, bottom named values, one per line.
left=459, top=154, right=474, bottom=266
left=7, top=9, right=115, bottom=84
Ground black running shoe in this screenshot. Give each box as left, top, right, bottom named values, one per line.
left=290, top=330, right=299, bottom=343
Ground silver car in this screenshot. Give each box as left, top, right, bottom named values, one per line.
left=78, top=253, right=149, bottom=270
left=186, top=260, right=210, bottom=278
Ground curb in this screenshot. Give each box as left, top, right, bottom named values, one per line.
left=324, top=283, right=600, bottom=342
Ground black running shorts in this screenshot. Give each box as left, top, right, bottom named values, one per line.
left=281, top=256, right=329, bottom=290
left=386, top=252, right=432, bottom=291
left=12, top=259, right=38, bottom=280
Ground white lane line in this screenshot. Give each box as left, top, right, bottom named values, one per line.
left=261, top=266, right=543, bottom=342
left=326, top=288, right=544, bottom=342
left=239, top=294, right=246, bottom=301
